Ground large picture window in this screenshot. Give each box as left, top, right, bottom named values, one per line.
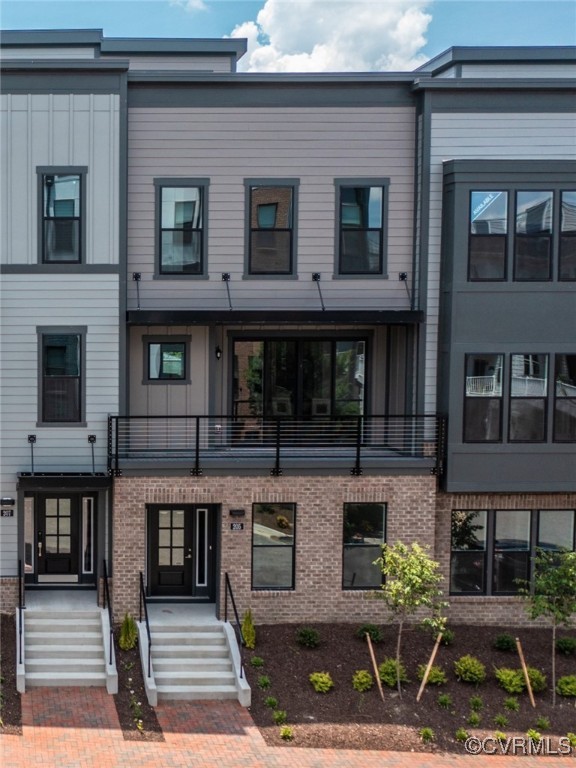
left=252, top=503, right=295, bottom=589
left=157, top=182, right=207, bottom=275
left=247, top=183, right=296, bottom=275
left=514, top=191, right=553, bottom=281
left=41, top=332, right=82, bottom=422
left=469, top=191, right=507, bottom=280
left=41, top=172, right=82, bottom=263
left=463, top=354, right=503, bottom=442
left=336, top=180, right=388, bottom=275
left=554, top=354, right=576, bottom=441
left=342, top=503, right=386, bottom=589
left=509, top=354, right=548, bottom=442
left=450, top=508, right=576, bottom=596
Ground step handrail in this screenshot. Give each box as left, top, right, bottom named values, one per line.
left=18, top=559, right=25, bottom=665
left=224, top=572, right=245, bottom=679
left=102, top=559, right=114, bottom=666
left=139, top=572, right=152, bottom=678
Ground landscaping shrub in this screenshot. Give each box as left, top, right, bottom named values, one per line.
left=556, top=675, right=576, bottom=698
left=355, top=623, right=383, bottom=644
left=455, top=728, right=469, bottom=742
left=469, top=695, right=483, bottom=712
left=454, top=655, right=486, bottom=684
left=416, top=664, right=447, bottom=685
left=242, top=609, right=256, bottom=650
left=440, top=628, right=455, bottom=646
left=437, top=693, right=453, bottom=710
left=280, top=726, right=294, bottom=741
left=493, top=633, right=516, bottom=651
left=494, top=713, right=508, bottom=728
left=257, top=675, right=271, bottom=690
left=467, top=712, right=481, bottom=727
left=352, top=669, right=374, bottom=692
left=297, top=627, right=320, bottom=648
left=526, top=667, right=547, bottom=694
left=495, top=667, right=524, bottom=694
left=250, top=656, right=264, bottom=668
left=535, top=716, right=550, bottom=731
left=309, top=672, right=334, bottom=693
left=504, top=696, right=520, bottom=712
left=272, top=709, right=287, bottom=725
left=378, top=657, right=409, bottom=688
left=264, top=696, right=278, bottom=709
left=118, top=613, right=138, bottom=651
left=419, top=727, right=435, bottom=743
left=556, top=636, right=576, bottom=656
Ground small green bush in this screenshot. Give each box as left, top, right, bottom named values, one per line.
left=493, top=713, right=508, bottom=728
left=556, top=675, right=576, bottom=697
left=242, top=609, right=256, bottom=650
left=437, top=693, right=453, bottom=710
left=417, top=664, right=447, bottom=685
left=566, top=732, right=576, bottom=748
left=454, top=655, right=486, bottom=684
left=494, top=731, right=507, bottom=742
left=250, top=656, right=264, bottom=668
left=355, top=623, right=383, bottom=643
left=352, top=669, right=374, bottom=692
left=264, top=696, right=278, bottom=709
left=535, top=716, right=550, bottom=731
left=469, top=695, right=483, bottom=712
left=440, top=628, right=455, bottom=646
left=419, top=727, right=435, bottom=744
left=504, top=696, right=520, bottom=712
left=272, top=709, right=287, bottom=725
left=309, top=672, right=334, bottom=693
left=495, top=667, right=524, bottom=694
left=378, top=657, right=409, bottom=688
left=526, top=667, right=547, bottom=694
left=279, top=725, right=293, bottom=741
left=467, top=712, right=481, bottom=727
left=257, top=675, right=271, bottom=690
left=526, top=729, right=542, bottom=742
left=493, top=633, right=516, bottom=652
left=556, top=636, right=576, bottom=656
left=297, top=627, right=320, bottom=648
left=455, top=728, right=469, bottom=743
left=118, top=613, right=138, bottom=651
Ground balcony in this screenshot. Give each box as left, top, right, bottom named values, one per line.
left=108, top=414, right=445, bottom=476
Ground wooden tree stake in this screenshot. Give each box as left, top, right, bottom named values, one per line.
left=416, top=632, right=443, bottom=702
left=366, top=633, right=385, bottom=702
left=516, top=637, right=536, bottom=708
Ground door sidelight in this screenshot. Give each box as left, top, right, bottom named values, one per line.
left=37, top=530, right=43, bottom=558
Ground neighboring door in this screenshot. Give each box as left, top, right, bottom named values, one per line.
left=37, top=495, right=80, bottom=581
left=148, top=505, right=216, bottom=599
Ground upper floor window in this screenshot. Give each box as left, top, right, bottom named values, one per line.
left=40, top=332, right=83, bottom=423
left=148, top=342, right=186, bottom=381
left=246, top=181, right=297, bottom=276
left=509, top=354, right=548, bottom=442
left=156, top=180, right=208, bottom=276
left=468, top=187, right=575, bottom=282
left=554, top=354, right=576, bottom=441
left=41, top=172, right=82, bottom=263
left=464, top=354, right=503, bottom=442
left=336, top=180, right=388, bottom=276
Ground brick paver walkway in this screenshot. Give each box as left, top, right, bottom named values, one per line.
left=1, top=688, right=571, bottom=767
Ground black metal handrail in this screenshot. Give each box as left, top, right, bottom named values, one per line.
left=102, top=559, right=114, bottom=667
left=108, top=413, right=442, bottom=477
left=18, top=559, right=25, bottom=665
left=224, top=572, right=245, bottom=679
left=139, top=572, right=152, bottom=678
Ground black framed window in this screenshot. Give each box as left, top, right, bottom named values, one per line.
left=148, top=342, right=186, bottom=380
left=158, top=185, right=205, bottom=275
left=450, top=508, right=576, bottom=596
left=514, top=191, right=553, bottom=281
left=342, top=503, right=386, bottom=589
left=248, top=185, right=294, bottom=275
left=42, top=173, right=82, bottom=263
left=554, top=354, right=576, bottom=441
left=252, top=503, right=295, bottom=589
left=559, top=191, right=576, bottom=280
left=463, top=354, right=503, bottom=442
left=469, top=191, right=508, bottom=280
left=337, top=183, right=387, bottom=275
left=509, top=354, right=548, bottom=442
left=41, top=333, right=82, bottom=422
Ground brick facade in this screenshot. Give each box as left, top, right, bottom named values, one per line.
left=0, top=578, right=19, bottom=614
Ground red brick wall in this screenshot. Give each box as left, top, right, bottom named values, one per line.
left=0, top=578, right=19, bottom=614
left=112, top=473, right=437, bottom=624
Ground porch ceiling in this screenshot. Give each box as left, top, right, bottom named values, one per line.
left=126, top=309, right=424, bottom=326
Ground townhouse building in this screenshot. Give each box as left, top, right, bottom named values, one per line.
left=1, top=31, right=574, bottom=634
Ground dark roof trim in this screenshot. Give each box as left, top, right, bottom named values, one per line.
left=0, top=29, right=103, bottom=46
left=17, top=473, right=111, bottom=491
left=416, top=45, right=576, bottom=75
left=128, top=71, right=416, bottom=84
left=0, top=59, right=129, bottom=72
left=412, top=77, right=576, bottom=92
left=127, top=310, right=423, bottom=326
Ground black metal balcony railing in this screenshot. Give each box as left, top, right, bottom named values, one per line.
left=108, top=414, right=444, bottom=476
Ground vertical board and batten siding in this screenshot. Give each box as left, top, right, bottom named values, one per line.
left=0, top=274, right=119, bottom=575
left=0, top=93, right=120, bottom=266
left=127, top=106, right=416, bottom=311
left=423, top=113, right=576, bottom=416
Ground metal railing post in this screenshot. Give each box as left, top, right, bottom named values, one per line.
left=351, top=415, right=363, bottom=475
left=271, top=418, right=282, bottom=476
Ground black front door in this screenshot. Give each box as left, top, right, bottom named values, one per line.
left=37, top=495, right=80, bottom=580
left=148, top=505, right=216, bottom=599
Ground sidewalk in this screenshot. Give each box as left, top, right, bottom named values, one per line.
left=0, top=688, right=569, bottom=768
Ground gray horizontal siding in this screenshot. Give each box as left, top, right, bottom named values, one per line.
left=460, top=63, right=576, bottom=78
left=121, top=55, right=232, bottom=72
left=127, top=106, right=416, bottom=311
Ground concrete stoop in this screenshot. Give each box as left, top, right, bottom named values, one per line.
left=140, top=621, right=251, bottom=707
left=17, top=608, right=118, bottom=694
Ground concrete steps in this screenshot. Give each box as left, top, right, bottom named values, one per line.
left=23, top=609, right=107, bottom=688
left=150, top=623, right=238, bottom=701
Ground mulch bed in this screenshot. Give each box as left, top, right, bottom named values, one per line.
left=244, top=622, right=576, bottom=753
left=0, top=613, right=22, bottom=735
left=113, top=640, right=164, bottom=741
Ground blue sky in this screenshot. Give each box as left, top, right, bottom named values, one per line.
left=1, top=0, right=575, bottom=71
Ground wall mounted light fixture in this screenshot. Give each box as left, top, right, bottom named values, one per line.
left=215, top=346, right=222, bottom=361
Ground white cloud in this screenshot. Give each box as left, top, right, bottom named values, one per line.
left=229, top=0, right=433, bottom=73
left=170, top=0, right=208, bottom=12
